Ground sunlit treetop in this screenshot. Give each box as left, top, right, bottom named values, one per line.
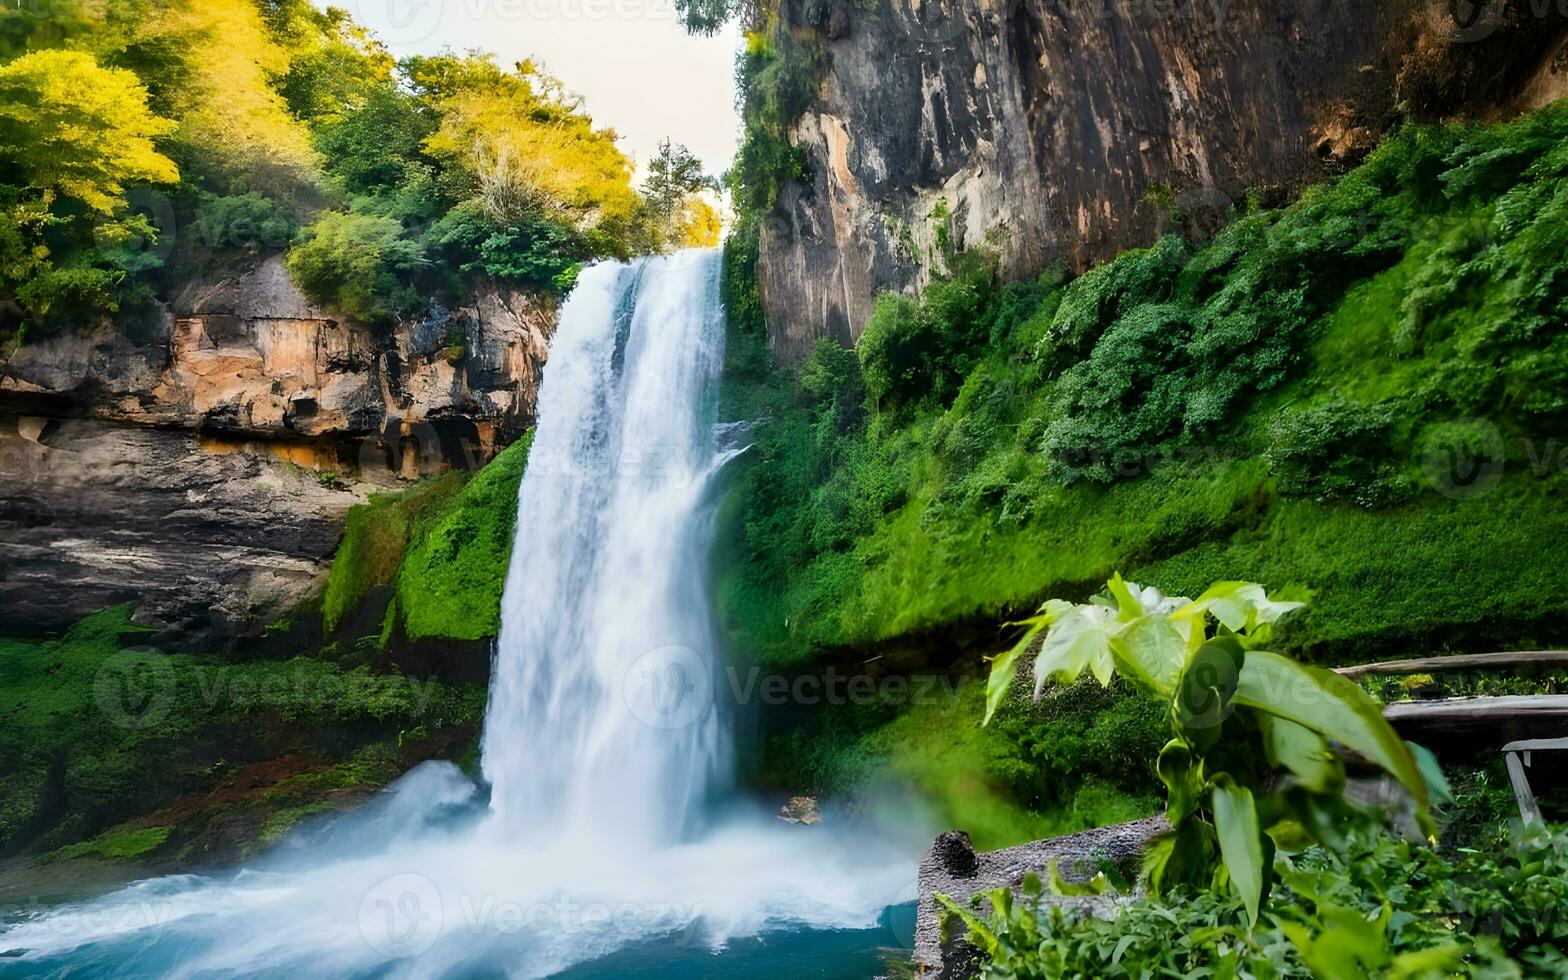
left=0, top=49, right=179, bottom=213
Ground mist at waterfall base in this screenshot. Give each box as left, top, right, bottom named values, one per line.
left=0, top=251, right=926, bottom=978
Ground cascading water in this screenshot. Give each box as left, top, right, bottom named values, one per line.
left=0, top=250, right=918, bottom=979
left=482, top=251, right=731, bottom=848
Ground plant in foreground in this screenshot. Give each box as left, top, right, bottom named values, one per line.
left=979, top=577, right=1437, bottom=924
left=938, top=826, right=1568, bottom=977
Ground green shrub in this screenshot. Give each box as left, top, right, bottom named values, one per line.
left=189, top=192, right=299, bottom=254
left=943, top=827, right=1568, bottom=978
left=1266, top=400, right=1410, bottom=505
left=286, top=210, right=428, bottom=327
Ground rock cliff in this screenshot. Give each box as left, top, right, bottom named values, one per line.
left=0, top=256, right=554, bottom=642
left=758, top=0, right=1568, bottom=359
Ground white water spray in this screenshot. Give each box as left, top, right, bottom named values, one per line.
left=0, top=251, right=917, bottom=979
left=482, top=252, right=731, bottom=848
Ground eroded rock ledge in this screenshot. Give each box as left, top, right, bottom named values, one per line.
left=0, top=256, right=556, bottom=642
left=760, top=0, right=1568, bottom=358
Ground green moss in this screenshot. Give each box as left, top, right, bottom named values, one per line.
left=322, top=476, right=461, bottom=634
left=257, top=803, right=335, bottom=845
left=0, top=605, right=485, bottom=855
left=49, top=824, right=170, bottom=862
left=397, top=433, right=533, bottom=641
left=322, top=434, right=532, bottom=644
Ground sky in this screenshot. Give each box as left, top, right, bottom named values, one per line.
left=328, top=0, right=742, bottom=179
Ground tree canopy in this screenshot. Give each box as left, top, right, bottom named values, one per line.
left=0, top=0, right=687, bottom=338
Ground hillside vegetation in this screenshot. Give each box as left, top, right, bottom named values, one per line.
left=720, top=104, right=1568, bottom=846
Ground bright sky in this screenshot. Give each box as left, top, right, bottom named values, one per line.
left=329, top=0, right=741, bottom=179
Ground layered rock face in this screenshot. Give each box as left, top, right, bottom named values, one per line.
left=759, top=0, right=1568, bottom=359
left=0, top=256, right=554, bottom=641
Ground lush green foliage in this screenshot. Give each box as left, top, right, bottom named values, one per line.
left=986, top=577, right=1434, bottom=923
left=716, top=106, right=1568, bottom=667
left=728, top=21, right=824, bottom=216
left=285, top=210, right=427, bottom=326
left=0, top=1, right=659, bottom=339
left=323, top=434, right=532, bottom=645
left=0, top=607, right=483, bottom=855
left=396, top=433, right=533, bottom=641
left=940, top=826, right=1568, bottom=978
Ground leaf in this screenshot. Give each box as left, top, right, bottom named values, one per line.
left=1034, top=601, right=1117, bottom=694
left=1389, top=943, right=1465, bottom=978
left=1179, top=581, right=1305, bottom=634
left=1173, top=639, right=1244, bottom=750
left=1259, top=714, right=1344, bottom=794
left=983, top=615, right=1047, bottom=725
left=932, top=892, right=999, bottom=952
left=1406, top=741, right=1454, bottom=807
left=1107, top=614, right=1185, bottom=697
left=1212, top=776, right=1268, bottom=927
left=1234, top=650, right=1431, bottom=833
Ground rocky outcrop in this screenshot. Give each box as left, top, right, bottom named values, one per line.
left=2, top=255, right=555, bottom=479
left=0, top=255, right=556, bottom=641
left=913, top=816, right=1170, bottom=978
left=759, top=0, right=1568, bottom=359
left=0, top=417, right=356, bottom=644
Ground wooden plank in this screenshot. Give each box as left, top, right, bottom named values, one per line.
left=1505, top=751, right=1544, bottom=826
left=1502, top=737, right=1568, bottom=753
left=1335, top=651, right=1568, bottom=679
left=1383, top=695, right=1568, bottom=724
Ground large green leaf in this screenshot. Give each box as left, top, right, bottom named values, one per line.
left=1212, top=776, right=1267, bottom=927
left=983, top=615, right=1047, bottom=725
left=1259, top=714, right=1343, bottom=794
left=1178, top=581, right=1304, bottom=634
left=1234, top=651, right=1431, bottom=831
left=1107, top=614, right=1184, bottom=698
left=1034, top=600, right=1117, bottom=694
left=1173, top=638, right=1244, bottom=750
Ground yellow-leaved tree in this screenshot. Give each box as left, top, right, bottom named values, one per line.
left=153, top=0, right=321, bottom=194
left=421, top=57, right=644, bottom=247
left=0, top=49, right=179, bottom=213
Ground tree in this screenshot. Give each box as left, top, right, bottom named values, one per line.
left=641, top=139, right=719, bottom=249
left=285, top=211, right=427, bottom=327
left=422, top=56, right=644, bottom=244
left=0, top=50, right=178, bottom=213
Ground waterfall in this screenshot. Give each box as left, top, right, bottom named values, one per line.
left=0, top=250, right=915, bottom=980
left=482, top=251, right=731, bottom=847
